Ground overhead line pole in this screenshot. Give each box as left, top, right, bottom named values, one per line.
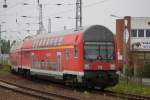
left=76, top=0, right=82, bottom=30
left=48, top=18, right=51, bottom=33
left=39, top=4, right=43, bottom=34
left=80, top=0, right=82, bottom=27
left=37, top=0, right=45, bottom=34
left=0, top=24, right=1, bottom=55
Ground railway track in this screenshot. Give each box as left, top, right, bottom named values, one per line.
left=0, top=79, right=80, bottom=100
left=106, top=91, right=150, bottom=100
left=92, top=89, right=150, bottom=100
left=0, top=77, right=150, bottom=100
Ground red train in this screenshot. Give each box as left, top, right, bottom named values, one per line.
left=9, top=25, right=119, bottom=89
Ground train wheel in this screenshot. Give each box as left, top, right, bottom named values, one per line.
left=25, top=70, right=32, bottom=80
left=101, top=86, right=106, bottom=90
left=10, top=66, right=17, bottom=75
left=64, top=75, right=77, bottom=88
left=10, top=69, right=16, bottom=74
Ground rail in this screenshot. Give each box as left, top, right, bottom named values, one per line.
left=0, top=78, right=150, bottom=100
left=93, top=89, right=150, bottom=100
left=0, top=79, right=80, bottom=100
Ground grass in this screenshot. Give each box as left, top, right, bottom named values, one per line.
left=1, top=64, right=150, bottom=97
left=0, top=64, right=11, bottom=76
left=108, top=80, right=150, bottom=96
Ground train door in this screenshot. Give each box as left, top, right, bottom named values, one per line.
left=18, top=51, right=21, bottom=68
left=57, top=52, right=61, bottom=72
left=31, top=53, right=35, bottom=68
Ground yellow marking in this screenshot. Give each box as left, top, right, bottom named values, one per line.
left=49, top=45, right=74, bottom=49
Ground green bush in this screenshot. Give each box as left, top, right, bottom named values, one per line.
left=126, top=66, right=134, bottom=77
left=0, top=64, right=11, bottom=76
left=109, top=80, right=150, bottom=96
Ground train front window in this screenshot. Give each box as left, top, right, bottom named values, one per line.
left=84, top=42, right=114, bottom=61
left=84, top=45, right=99, bottom=60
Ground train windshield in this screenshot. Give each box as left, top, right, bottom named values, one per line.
left=84, top=42, right=115, bottom=61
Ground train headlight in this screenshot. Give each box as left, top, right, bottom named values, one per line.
left=110, top=64, right=115, bottom=70
left=84, top=64, right=89, bottom=70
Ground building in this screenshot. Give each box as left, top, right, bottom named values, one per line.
left=116, top=16, right=150, bottom=76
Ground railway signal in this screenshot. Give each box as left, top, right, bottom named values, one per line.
left=3, top=0, right=8, bottom=8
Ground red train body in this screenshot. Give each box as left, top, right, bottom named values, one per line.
left=9, top=25, right=119, bottom=89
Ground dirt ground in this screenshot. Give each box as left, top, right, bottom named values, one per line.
left=0, top=86, right=41, bottom=100
left=0, top=74, right=116, bottom=100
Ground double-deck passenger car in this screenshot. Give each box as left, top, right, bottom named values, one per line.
left=9, top=25, right=119, bottom=89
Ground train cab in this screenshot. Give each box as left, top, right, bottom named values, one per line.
left=82, top=25, right=119, bottom=88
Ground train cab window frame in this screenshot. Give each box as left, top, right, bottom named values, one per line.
left=138, top=29, right=144, bottom=37
left=84, top=42, right=115, bottom=61
left=131, top=29, right=137, bottom=37
left=146, top=29, right=150, bottom=37
left=74, top=46, right=78, bottom=58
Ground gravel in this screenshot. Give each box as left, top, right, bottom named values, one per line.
left=0, top=74, right=116, bottom=100
left=0, top=86, right=41, bottom=100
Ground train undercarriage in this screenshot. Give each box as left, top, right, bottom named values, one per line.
left=10, top=66, right=118, bottom=90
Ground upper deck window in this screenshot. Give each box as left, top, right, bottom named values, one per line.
left=45, top=38, right=49, bottom=47
left=131, top=29, right=137, bottom=37
left=138, top=29, right=144, bottom=37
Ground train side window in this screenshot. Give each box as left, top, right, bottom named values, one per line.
left=74, top=46, right=78, bottom=58
left=42, top=39, right=46, bottom=47
left=39, top=39, right=42, bottom=47
left=35, top=39, right=39, bottom=48
left=65, top=49, right=69, bottom=60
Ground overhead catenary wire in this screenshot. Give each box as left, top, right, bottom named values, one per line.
left=47, top=0, right=110, bottom=16
left=1, top=0, right=110, bottom=16
left=42, top=0, right=110, bottom=24
left=0, top=0, right=110, bottom=24
left=0, top=0, right=110, bottom=40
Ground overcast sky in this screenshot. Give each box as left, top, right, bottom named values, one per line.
left=0, top=0, right=150, bottom=41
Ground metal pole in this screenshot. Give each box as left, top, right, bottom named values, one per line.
left=64, top=26, right=66, bottom=30
left=76, top=0, right=78, bottom=30
left=38, top=4, right=42, bottom=34
left=0, top=24, right=1, bottom=55
left=123, top=20, right=126, bottom=75
left=123, top=19, right=128, bottom=83
left=75, top=0, right=82, bottom=30
left=48, top=18, right=51, bottom=33
left=80, top=0, right=82, bottom=27
left=123, top=26, right=126, bottom=76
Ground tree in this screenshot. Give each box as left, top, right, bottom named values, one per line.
left=1, top=39, right=10, bottom=54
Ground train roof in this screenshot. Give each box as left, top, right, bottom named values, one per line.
left=33, top=25, right=114, bottom=42
left=10, top=25, right=114, bottom=51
